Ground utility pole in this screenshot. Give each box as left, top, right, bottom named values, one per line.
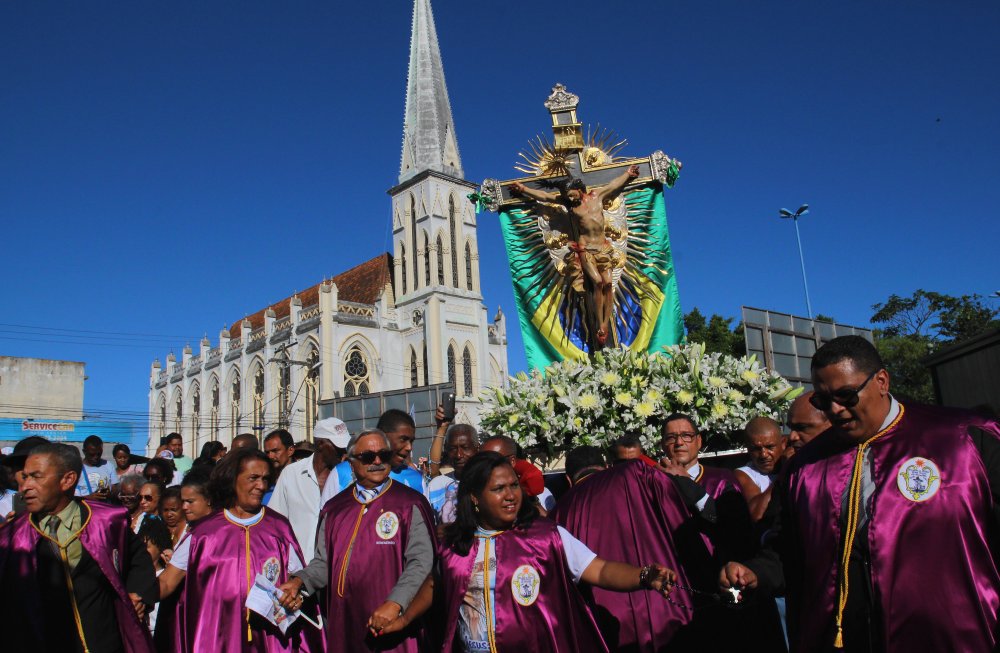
left=779, top=204, right=814, bottom=319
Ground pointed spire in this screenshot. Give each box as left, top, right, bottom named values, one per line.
left=399, top=0, right=463, bottom=183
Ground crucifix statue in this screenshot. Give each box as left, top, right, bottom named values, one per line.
left=473, top=84, right=683, bottom=362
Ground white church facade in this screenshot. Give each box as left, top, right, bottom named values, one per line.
left=147, top=0, right=509, bottom=454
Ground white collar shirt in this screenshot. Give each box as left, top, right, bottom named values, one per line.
left=266, top=456, right=322, bottom=562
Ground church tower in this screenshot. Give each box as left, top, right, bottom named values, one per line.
left=389, top=0, right=504, bottom=412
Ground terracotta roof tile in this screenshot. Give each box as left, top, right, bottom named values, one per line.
left=229, top=253, right=393, bottom=338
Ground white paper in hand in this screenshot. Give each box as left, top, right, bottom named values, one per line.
left=245, top=573, right=300, bottom=634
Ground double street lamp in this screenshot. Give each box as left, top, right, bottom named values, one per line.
left=778, top=204, right=813, bottom=319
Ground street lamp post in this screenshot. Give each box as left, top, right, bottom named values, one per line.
left=779, top=204, right=813, bottom=319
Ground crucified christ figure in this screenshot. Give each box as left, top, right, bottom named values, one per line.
left=511, top=164, right=639, bottom=348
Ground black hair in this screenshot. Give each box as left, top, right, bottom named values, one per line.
left=662, top=413, right=699, bottom=434
left=137, top=515, right=173, bottom=554
left=541, top=176, right=586, bottom=195
left=376, top=409, right=416, bottom=434
left=165, top=432, right=183, bottom=444
left=162, top=485, right=182, bottom=503
left=264, top=429, right=295, bottom=448
left=811, top=335, right=884, bottom=376
left=83, top=435, right=103, bottom=449
left=112, top=444, right=130, bottom=457
left=181, top=466, right=212, bottom=503
left=195, top=441, right=226, bottom=466
left=443, top=451, right=537, bottom=556
left=143, top=458, right=175, bottom=485
left=611, top=434, right=642, bottom=450
left=566, top=446, right=606, bottom=482
left=209, top=448, right=270, bottom=509
left=31, top=443, right=83, bottom=476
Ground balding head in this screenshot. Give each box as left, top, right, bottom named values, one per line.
left=745, top=416, right=782, bottom=439
left=744, top=416, right=786, bottom=475
left=786, top=392, right=832, bottom=450
left=231, top=433, right=259, bottom=451
left=480, top=435, right=517, bottom=459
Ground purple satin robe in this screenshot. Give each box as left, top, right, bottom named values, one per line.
left=437, top=517, right=608, bottom=653
left=0, top=500, right=155, bottom=653
left=320, top=480, right=436, bottom=653
left=550, top=461, right=694, bottom=651
left=784, top=402, right=1000, bottom=652
left=177, top=508, right=323, bottom=653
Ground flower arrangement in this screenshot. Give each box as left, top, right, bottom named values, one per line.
left=479, top=343, right=803, bottom=459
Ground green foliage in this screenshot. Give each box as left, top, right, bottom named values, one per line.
left=814, top=314, right=836, bottom=323
left=684, top=308, right=745, bottom=358
left=870, top=290, right=999, bottom=403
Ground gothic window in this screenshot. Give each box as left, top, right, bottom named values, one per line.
left=401, top=244, right=407, bottom=295
left=410, top=196, right=418, bottom=290
left=211, top=379, right=220, bottom=437
left=437, top=235, right=445, bottom=285
left=465, top=242, right=473, bottom=290
left=175, top=394, right=183, bottom=434
left=423, top=341, right=429, bottom=386
left=410, top=348, right=418, bottom=388
left=253, top=366, right=265, bottom=434
left=447, top=344, right=456, bottom=385
left=449, top=196, right=459, bottom=287
left=231, top=374, right=241, bottom=438
left=305, top=349, right=320, bottom=441
left=344, top=347, right=370, bottom=397
left=192, top=387, right=201, bottom=445
left=463, top=346, right=473, bottom=396
left=158, top=396, right=166, bottom=439
left=424, top=231, right=431, bottom=287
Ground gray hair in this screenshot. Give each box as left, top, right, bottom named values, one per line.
left=30, top=443, right=83, bottom=476
left=446, top=423, right=479, bottom=446
left=347, top=428, right=392, bottom=457
left=119, top=473, right=145, bottom=490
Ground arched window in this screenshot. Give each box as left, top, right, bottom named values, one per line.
left=424, top=231, right=431, bottom=287
left=465, top=242, right=473, bottom=290
left=230, top=374, right=241, bottom=438
left=158, top=395, right=166, bottom=439
left=175, top=394, right=183, bottom=434
left=400, top=244, right=407, bottom=295
left=410, top=196, right=418, bottom=290
left=410, top=348, right=419, bottom=388
left=253, top=366, right=265, bottom=434
left=447, top=344, right=456, bottom=385
left=449, top=196, right=459, bottom=287
left=344, top=347, right=371, bottom=397
left=422, top=341, right=429, bottom=386
left=463, top=346, right=473, bottom=396
left=436, top=235, right=445, bottom=285
left=305, top=349, right=320, bottom=441
left=192, top=387, right=201, bottom=447
left=211, top=379, right=220, bottom=438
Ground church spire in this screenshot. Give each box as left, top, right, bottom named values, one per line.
left=399, top=0, right=463, bottom=184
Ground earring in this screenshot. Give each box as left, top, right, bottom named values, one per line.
left=473, top=503, right=479, bottom=513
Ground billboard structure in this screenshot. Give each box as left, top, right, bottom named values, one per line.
left=741, top=306, right=874, bottom=389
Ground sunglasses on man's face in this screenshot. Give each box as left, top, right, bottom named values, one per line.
left=809, top=369, right=879, bottom=411
left=351, top=450, right=393, bottom=465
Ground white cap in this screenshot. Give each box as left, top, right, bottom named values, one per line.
left=314, top=417, right=351, bottom=448
left=0, top=446, right=13, bottom=456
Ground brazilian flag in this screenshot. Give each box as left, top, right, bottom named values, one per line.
left=498, top=183, right=684, bottom=370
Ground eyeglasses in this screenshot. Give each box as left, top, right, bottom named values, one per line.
left=119, top=494, right=137, bottom=501
left=139, top=494, right=156, bottom=502
left=809, top=369, right=879, bottom=411
left=663, top=432, right=698, bottom=444
left=351, top=450, right=393, bottom=465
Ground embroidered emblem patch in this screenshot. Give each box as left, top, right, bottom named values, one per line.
left=376, top=511, right=399, bottom=540
left=262, top=556, right=281, bottom=583
left=897, top=457, right=941, bottom=502
left=511, top=565, right=541, bottom=607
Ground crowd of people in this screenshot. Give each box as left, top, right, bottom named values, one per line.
left=1, top=335, right=999, bottom=652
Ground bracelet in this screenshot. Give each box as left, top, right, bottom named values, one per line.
left=638, top=565, right=655, bottom=589
left=428, top=459, right=441, bottom=465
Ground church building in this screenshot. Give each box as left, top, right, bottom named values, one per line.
left=147, top=0, right=509, bottom=453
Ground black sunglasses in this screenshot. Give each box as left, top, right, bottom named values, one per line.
left=809, top=369, right=879, bottom=411
left=351, top=450, right=393, bottom=465
left=139, top=494, right=156, bottom=502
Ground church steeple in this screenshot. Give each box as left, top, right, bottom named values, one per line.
left=399, top=0, right=463, bottom=184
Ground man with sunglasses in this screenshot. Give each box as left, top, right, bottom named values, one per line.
left=722, top=335, right=1000, bottom=653
left=280, top=428, right=435, bottom=653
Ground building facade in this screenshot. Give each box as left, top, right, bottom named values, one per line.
left=147, top=0, right=508, bottom=455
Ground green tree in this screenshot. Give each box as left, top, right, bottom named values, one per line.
left=684, top=308, right=745, bottom=357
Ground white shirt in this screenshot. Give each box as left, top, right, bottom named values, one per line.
left=736, top=464, right=773, bottom=492
left=267, top=457, right=323, bottom=561
left=686, top=463, right=711, bottom=512
left=537, top=487, right=557, bottom=512
left=169, top=509, right=303, bottom=573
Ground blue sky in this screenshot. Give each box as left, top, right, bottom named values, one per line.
left=2, top=1, right=998, bottom=438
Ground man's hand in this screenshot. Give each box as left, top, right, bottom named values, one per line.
left=368, top=600, right=403, bottom=635
left=276, top=577, right=305, bottom=611
left=657, top=457, right=686, bottom=477
left=434, top=405, right=450, bottom=429
left=627, top=164, right=640, bottom=179
left=719, top=562, right=758, bottom=591
left=643, top=564, right=678, bottom=598
left=129, top=592, right=146, bottom=620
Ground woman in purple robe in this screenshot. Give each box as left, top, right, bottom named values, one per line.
left=382, top=451, right=679, bottom=653
left=158, top=449, right=323, bottom=653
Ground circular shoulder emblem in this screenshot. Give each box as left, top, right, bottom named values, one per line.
left=511, top=564, right=541, bottom=607
left=376, top=511, right=399, bottom=540
left=896, top=457, right=941, bottom=502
